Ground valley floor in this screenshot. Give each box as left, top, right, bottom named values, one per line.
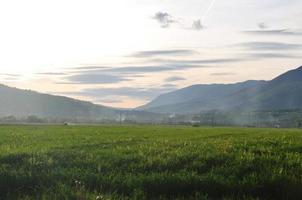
left=0, top=125, right=302, bottom=199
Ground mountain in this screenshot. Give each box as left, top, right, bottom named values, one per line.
left=139, top=66, right=302, bottom=114
left=0, top=84, right=162, bottom=122
left=0, top=84, right=118, bottom=120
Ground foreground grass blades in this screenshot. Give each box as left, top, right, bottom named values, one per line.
left=0, top=125, right=302, bottom=199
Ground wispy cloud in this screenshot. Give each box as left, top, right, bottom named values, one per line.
left=210, top=72, right=236, bottom=76
left=165, top=76, right=186, bottom=82
left=236, top=42, right=302, bottom=51
left=130, top=50, right=197, bottom=58
left=60, top=86, right=177, bottom=101
left=0, top=73, right=21, bottom=77
left=60, top=74, right=130, bottom=84
left=70, top=66, right=109, bottom=70
left=84, top=64, right=210, bottom=75
left=0, top=73, right=22, bottom=81
left=57, top=57, right=244, bottom=84
left=246, top=52, right=300, bottom=59
left=258, top=23, right=269, bottom=30
left=152, top=12, right=177, bottom=28
left=243, top=29, right=302, bottom=36
left=1, top=77, right=20, bottom=81
left=192, top=20, right=203, bottom=31
left=36, top=72, right=67, bottom=76
left=150, top=58, right=245, bottom=65
left=95, top=98, right=124, bottom=104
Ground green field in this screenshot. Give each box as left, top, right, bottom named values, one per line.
left=0, top=125, right=302, bottom=200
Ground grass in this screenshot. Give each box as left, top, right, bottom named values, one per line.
left=0, top=125, right=302, bottom=199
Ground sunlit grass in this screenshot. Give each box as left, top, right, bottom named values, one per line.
left=0, top=125, right=301, bottom=199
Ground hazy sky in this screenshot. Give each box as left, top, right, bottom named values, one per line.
left=0, top=0, right=301, bottom=108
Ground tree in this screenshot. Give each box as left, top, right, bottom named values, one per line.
left=26, top=115, right=44, bottom=123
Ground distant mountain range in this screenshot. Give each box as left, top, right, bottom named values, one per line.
left=139, top=66, right=302, bottom=114
left=1, top=66, right=302, bottom=119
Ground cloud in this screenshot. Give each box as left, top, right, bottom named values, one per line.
left=151, top=58, right=245, bottom=65
left=1, top=77, right=20, bottom=81
left=161, top=84, right=177, bottom=88
left=0, top=73, right=21, bottom=77
left=243, top=29, right=302, bottom=36
left=96, top=99, right=124, bottom=104
left=192, top=19, right=203, bottom=30
left=0, top=73, right=21, bottom=81
left=90, top=64, right=209, bottom=74
left=61, top=74, right=130, bottom=84
left=55, top=54, right=250, bottom=86
left=246, top=53, right=299, bottom=59
left=183, top=58, right=244, bottom=64
left=152, top=12, right=177, bottom=28
left=210, top=72, right=236, bottom=76
left=59, top=58, right=243, bottom=82
left=56, top=63, right=214, bottom=85
left=70, top=66, right=109, bottom=70
left=102, top=65, right=180, bottom=73
left=237, top=42, right=302, bottom=51
left=152, top=13, right=209, bottom=31
left=130, top=50, right=197, bottom=58
left=165, top=76, right=186, bottom=82
left=60, top=86, right=177, bottom=101
left=258, top=23, right=268, bottom=30
left=36, top=72, right=67, bottom=76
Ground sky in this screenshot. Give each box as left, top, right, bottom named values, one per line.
left=0, top=0, right=301, bottom=108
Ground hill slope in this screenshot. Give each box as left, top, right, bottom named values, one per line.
left=139, top=66, right=302, bottom=114
left=0, top=84, right=119, bottom=119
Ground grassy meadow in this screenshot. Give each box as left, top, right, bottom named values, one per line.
left=0, top=125, right=302, bottom=199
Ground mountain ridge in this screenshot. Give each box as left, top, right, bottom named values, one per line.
left=0, top=84, right=117, bottom=119
left=139, top=66, right=302, bottom=114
